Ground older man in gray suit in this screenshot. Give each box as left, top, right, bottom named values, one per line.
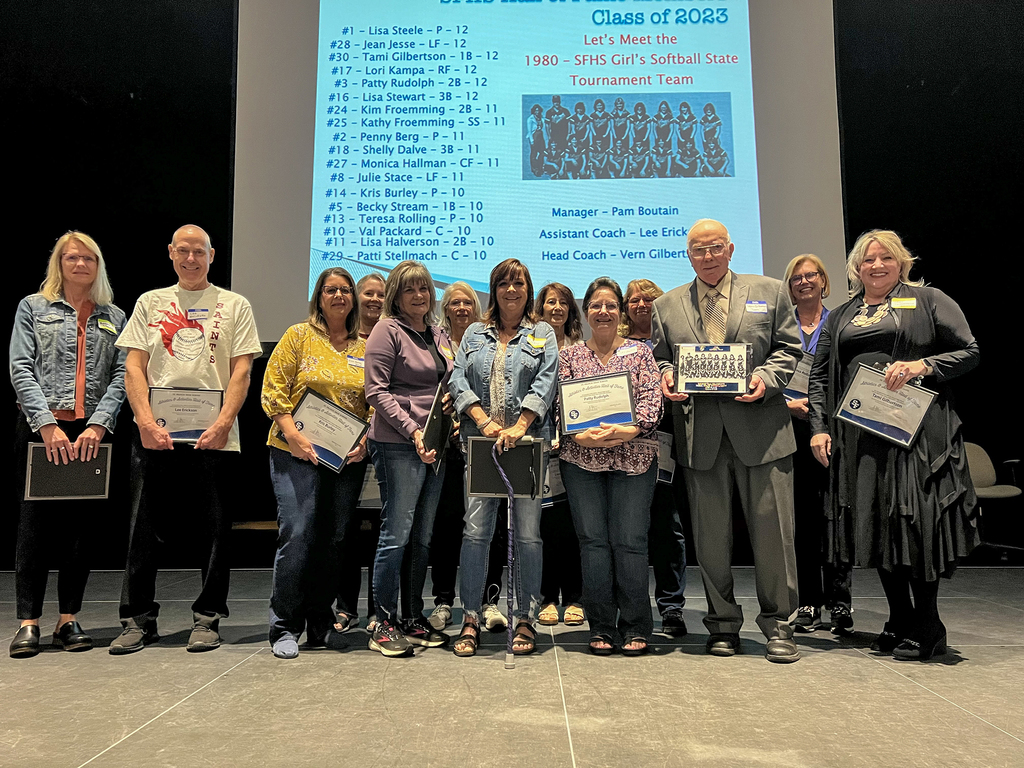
left=651, top=218, right=802, bottom=663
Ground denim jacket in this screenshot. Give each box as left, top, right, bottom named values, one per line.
left=10, top=294, right=128, bottom=433
left=450, top=318, right=558, bottom=444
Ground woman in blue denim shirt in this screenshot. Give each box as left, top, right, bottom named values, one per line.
left=9, top=232, right=127, bottom=658
left=449, top=259, right=558, bottom=657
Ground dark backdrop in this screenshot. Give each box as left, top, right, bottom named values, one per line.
left=2, top=1, right=1021, bottom=569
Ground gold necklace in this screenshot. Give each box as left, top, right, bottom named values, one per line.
left=850, top=300, right=890, bottom=328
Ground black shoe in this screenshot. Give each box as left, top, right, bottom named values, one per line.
left=53, top=620, right=93, bottom=652
left=404, top=617, right=449, bottom=648
left=870, top=621, right=908, bottom=654
left=705, top=633, right=741, bottom=657
left=893, top=624, right=947, bottom=661
left=830, top=605, right=854, bottom=635
left=794, top=606, right=823, bottom=633
left=10, top=625, right=41, bottom=658
left=765, top=637, right=800, bottom=663
left=661, top=610, right=688, bottom=637
left=109, top=618, right=160, bottom=655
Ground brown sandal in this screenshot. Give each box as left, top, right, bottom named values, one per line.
left=512, top=621, right=536, bottom=655
left=453, top=623, right=478, bottom=657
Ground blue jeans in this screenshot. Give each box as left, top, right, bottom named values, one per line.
left=268, top=448, right=365, bottom=643
left=459, top=487, right=543, bottom=624
left=561, top=460, right=657, bottom=641
left=369, top=440, right=446, bottom=624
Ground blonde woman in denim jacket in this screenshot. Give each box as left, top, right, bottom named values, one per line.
left=448, top=259, right=558, bottom=657
left=9, top=231, right=127, bottom=658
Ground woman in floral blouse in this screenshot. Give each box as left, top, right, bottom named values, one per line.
left=558, top=277, right=663, bottom=656
left=261, top=267, right=369, bottom=659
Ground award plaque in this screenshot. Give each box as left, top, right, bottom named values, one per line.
left=467, top=436, right=545, bottom=499
left=25, top=443, right=112, bottom=500
left=149, top=387, right=224, bottom=442
left=834, top=363, right=936, bottom=448
left=292, top=388, right=370, bottom=472
left=558, top=371, right=637, bottom=435
left=784, top=351, right=814, bottom=401
left=421, top=382, right=453, bottom=475
left=674, top=343, right=752, bottom=394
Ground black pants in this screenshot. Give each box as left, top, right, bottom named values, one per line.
left=648, top=474, right=688, bottom=615
left=793, top=419, right=851, bottom=609
left=14, top=415, right=103, bottom=619
left=119, top=430, right=237, bottom=620
left=539, top=499, right=582, bottom=606
left=336, top=463, right=375, bottom=619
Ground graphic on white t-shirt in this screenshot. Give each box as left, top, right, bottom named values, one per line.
left=149, top=302, right=206, bottom=361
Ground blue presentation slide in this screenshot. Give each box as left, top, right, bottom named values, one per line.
left=310, top=0, right=761, bottom=298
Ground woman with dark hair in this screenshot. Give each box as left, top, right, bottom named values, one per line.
left=364, top=261, right=454, bottom=656
left=611, top=97, right=632, bottom=146
left=261, top=267, right=369, bottom=658
left=535, top=282, right=585, bottom=628
left=590, top=98, right=612, bottom=152
left=559, top=277, right=663, bottom=656
left=808, top=230, right=980, bottom=661
left=700, top=102, right=723, bottom=147
left=9, top=231, right=127, bottom=658
left=568, top=101, right=593, bottom=151
left=631, top=101, right=653, bottom=152
left=675, top=101, right=698, bottom=149
left=654, top=100, right=675, bottom=145
left=702, top=138, right=731, bottom=177
left=675, top=137, right=702, bottom=178
left=449, top=259, right=558, bottom=657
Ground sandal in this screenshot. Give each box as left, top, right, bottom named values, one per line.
left=453, top=623, right=478, bottom=657
left=538, top=603, right=560, bottom=625
left=589, top=634, right=614, bottom=656
left=563, top=604, right=585, bottom=626
left=621, top=636, right=648, bottom=657
left=512, top=621, right=536, bottom=655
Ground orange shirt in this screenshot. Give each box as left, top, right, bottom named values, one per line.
left=52, top=301, right=94, bottom=421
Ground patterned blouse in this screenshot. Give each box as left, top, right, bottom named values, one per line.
left=558, top=339, right=663, bottom=474
left=261, top=323, right=369, bottom=452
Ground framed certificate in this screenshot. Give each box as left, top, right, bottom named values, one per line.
left=784, top=351, right=814, bottom=401
left=149, top=387, right=224, bottom=442
left=834, top=364, right=936, bottom=448
left=558, top=371, right=636, bottom=435
left=292, top=388, right=370, bottom=472
left=25, top=443, right=112, bottom=500
left=674, top=343, right=752, bottom=394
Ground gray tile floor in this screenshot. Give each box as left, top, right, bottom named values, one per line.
left=2, top=568, right=1023, bottom=768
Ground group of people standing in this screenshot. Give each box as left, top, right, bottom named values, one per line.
left=527, top=96, right=731, bottom=179
left=10, top=219, right=979, bottom=667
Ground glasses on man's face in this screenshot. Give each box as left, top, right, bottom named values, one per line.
left=173, top=246, right=208, bottom=259
left=789, top=271, right=820, bottom=286
left=587, top=302, right=619, bottom=313
left=689, top=243, right=727, bottom=258
left=322, top=285, right=353, bottom=297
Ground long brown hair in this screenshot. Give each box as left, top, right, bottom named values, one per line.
left=483, top=258, right=534, bottom=327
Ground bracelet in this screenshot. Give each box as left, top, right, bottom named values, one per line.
left=477, top=416, right=493, bottom=430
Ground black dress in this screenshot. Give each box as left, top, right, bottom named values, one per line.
left=808, top=284, right=980, bottom=580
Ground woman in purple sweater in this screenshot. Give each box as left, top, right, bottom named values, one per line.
left=364, top=261, right=454, bottom=657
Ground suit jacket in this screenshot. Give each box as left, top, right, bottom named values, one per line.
left=651, top=270, right=801, bottom=470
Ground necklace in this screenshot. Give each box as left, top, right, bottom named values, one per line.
left=850, top=300, right=890, bottom=328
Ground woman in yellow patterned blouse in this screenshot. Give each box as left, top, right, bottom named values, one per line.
left=261, top=267, right=370, bottom=659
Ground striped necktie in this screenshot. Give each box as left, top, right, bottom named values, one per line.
left=704, top=288, right=725, bottom=343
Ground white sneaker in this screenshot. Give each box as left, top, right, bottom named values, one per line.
left=428, top=604, right=453, bottom=630
left=482, top=603, right=507, bottom=632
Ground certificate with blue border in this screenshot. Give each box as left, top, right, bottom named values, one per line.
left=834, top=364, right=935, bottom=448
left=149, top=387, right=223, bottom=443
left=292, top=388, right=369, bottom=472
left=558, top=371, right=636, bottom=435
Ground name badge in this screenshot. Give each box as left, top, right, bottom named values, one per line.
left=439, top=345, right=454, bottom=360
left=745, top=301, right=768, bottom=314
left=97, top=318, right=118, bottom=335
left=891, top=298, right=917, bottom=309
left=347, top=355, right=364, bottom=368
left=187, top=308, right=210, bottom=320
left=615, top=345, right=637, bottom=357
left=526, top=334, right=547, bottom=349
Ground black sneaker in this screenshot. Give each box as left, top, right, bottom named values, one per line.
left=368, top=619, right=413, bottom=657
left=794, top=606, right=823, bottom=633
left=661, top=610, right=688, bottom=637
left=404, top=617, right=449, bottom=648
left=830, top=605, right=854, bottom=635
left=109, top=618, right=160, bottom=655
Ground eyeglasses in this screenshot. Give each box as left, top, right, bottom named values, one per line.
left=587, top=302, right=619, bottom=312
left=322, top=285, right=353, bottom=297
left=627, top=296, right=654, bottom=306
left=688, top=243, right=728, bottom=258
left=173, top=246, right=209, bottom=258
left=448, top=299, right=474, bottom=309
left=789, top=272, right=821, bottom=286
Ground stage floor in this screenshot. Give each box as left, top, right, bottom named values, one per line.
left=2, top=567, right=1022, bottom=768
